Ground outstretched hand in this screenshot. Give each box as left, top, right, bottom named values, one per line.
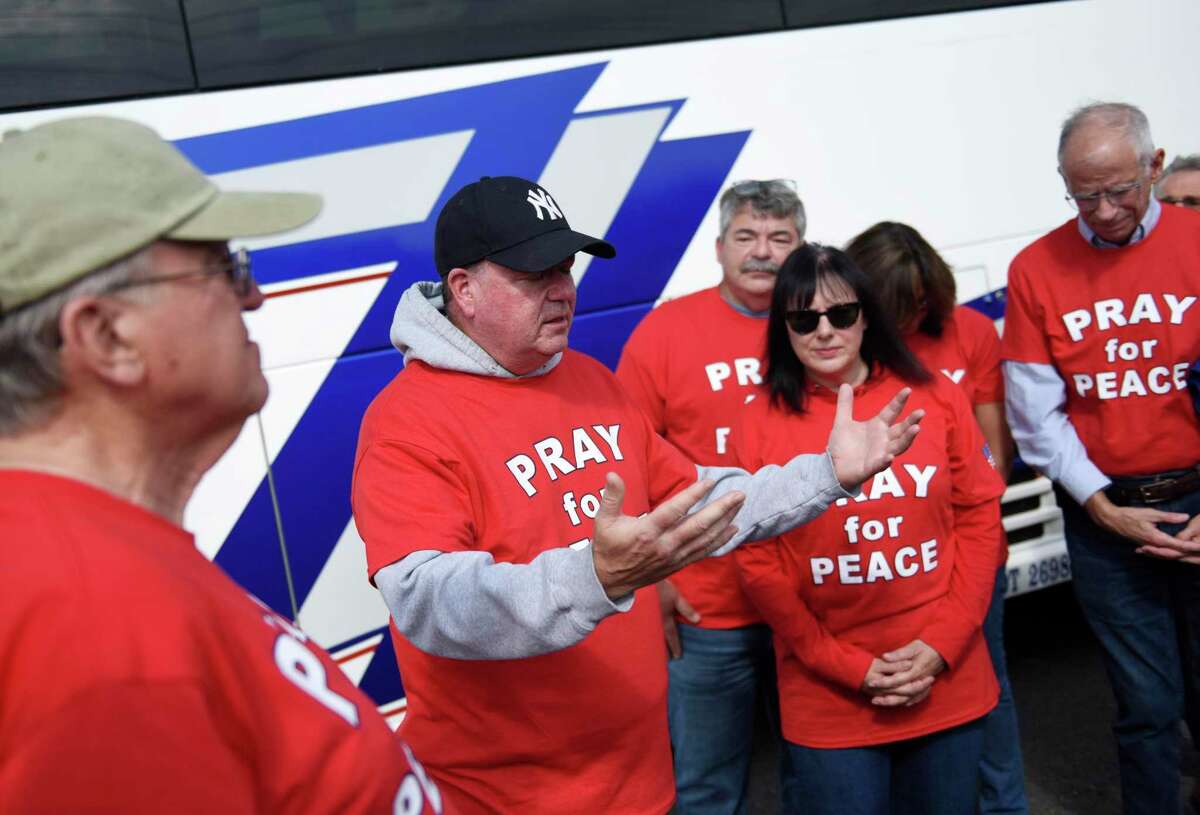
left=592, top=473, right=745, bottom=600
left=828, top=385, right=924, bottom=490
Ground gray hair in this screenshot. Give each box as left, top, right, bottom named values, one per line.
left=1156, top=154, right=1200, bottom=197
left=0, top=247, right=153, bottom=435
left=718, top=179, right=807, bottom=240
left=1057, top=102, right=1155, bottom=167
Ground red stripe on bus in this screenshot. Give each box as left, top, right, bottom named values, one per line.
left=334, top=642, right=381, bottom=665
left=264, top=270, right=393, bottom=299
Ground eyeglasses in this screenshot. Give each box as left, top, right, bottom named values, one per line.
left=105, top=248, right=255, bottom=298
left=1065, top=180, right=1142, bottom=212
left=1160, top=195, right=1200, bottom=208
left=785, top=302, right=862, bottom=334
left=730, top=178, right=798, bottom=196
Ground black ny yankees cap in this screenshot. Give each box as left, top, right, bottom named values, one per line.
left=434, top=176, right=616, bottom=277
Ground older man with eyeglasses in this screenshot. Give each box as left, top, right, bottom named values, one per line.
left=0, top=117, right=447, bottom=814
left=615, top=179, right=804, bottom=814
left=1001, top=102, right=1200, bottom=815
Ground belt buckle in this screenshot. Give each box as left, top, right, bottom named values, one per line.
left=1136, top=477, right=1178, bottom=504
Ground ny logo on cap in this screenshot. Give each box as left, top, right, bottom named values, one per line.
left=526, top=188, right=563, bottom=221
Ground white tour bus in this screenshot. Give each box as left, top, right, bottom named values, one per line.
left=4, top=0, right=1196, bottom=726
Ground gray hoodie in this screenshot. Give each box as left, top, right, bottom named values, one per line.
left=371, top=281, right=850, bottom=660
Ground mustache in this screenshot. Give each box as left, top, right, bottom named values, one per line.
left=741, top=258, right=779, bottom=274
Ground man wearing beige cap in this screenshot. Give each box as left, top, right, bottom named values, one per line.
left=0, top=117, right=445, bottom=814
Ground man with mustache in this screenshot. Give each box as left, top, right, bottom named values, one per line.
left=616, top=179, right=805, bottom=814
left=352, top=175, right=921, bottom=814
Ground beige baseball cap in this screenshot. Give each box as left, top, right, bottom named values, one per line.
left=0, top=116, right=322, bottom=314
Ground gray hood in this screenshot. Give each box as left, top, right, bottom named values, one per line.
left=389, top=280, right=561, bottom=378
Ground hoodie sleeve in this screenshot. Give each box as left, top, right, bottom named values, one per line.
left=636, top=405, right=852, bottom=557
left=353, top=437, right=630, bottom=660
left=697, top=454, right=851, bottom=555
left=374, top=548, right=630, bottom=660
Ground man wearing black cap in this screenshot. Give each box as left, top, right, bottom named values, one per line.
left=351, top=176, right=924, bottom=815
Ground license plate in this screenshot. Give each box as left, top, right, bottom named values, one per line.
left=1004, top=551, right=1072, bottom=597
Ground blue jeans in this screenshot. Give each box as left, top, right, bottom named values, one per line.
left=782, top=717, right=986, bottom=815
left=979, top=567, right=1029, bottom=814
left=668, top=623, right=782, bottom=815
left=1056, top=479, right=1200, bottom=815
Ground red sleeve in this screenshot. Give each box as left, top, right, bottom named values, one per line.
left=0, top=681, right=256, bottom=815
left=734, top=540, right=874, bottom=691
left=999, top=256, right=1052, bottom=364
left=352, top=439, right=476, bottom=580
left=919, top=384, right=1006, bottom=667
left=960, top=307, right=1004, bottom=404
left=615, top=313, right=668, bottom=434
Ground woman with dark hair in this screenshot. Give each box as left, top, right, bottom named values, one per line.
left=845, top=221, right=1014, bottom=477
left=846, top=221, right=1027, bottom=814
left=733, top=243, right=1006, bottom=815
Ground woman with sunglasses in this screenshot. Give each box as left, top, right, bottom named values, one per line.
left=845, top=221, right=1026, bottom=814
left=732, top=243, right=1006, bottom=815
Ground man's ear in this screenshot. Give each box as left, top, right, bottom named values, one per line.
left=57, top=296, right=146, bottom=387
left=1149, top=147, right=1166, bottom=185
left=445, top=267, right=476, bottom=319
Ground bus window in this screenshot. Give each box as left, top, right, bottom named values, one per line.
left=0, top=1, right=193, bottom=111
left=182, top=0, right=784, bottom=89
left=781, top=0, right=1065, bottom=29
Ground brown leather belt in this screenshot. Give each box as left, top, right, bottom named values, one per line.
left=1105, top=466, right=1200, bottom=506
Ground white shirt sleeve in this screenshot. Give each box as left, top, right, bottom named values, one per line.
left=1003, top=359, right=1110, bottom=505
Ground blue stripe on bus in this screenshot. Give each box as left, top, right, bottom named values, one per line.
left=214, top=347, right=403, bottom=614
left=965, top=288, right=1007, bottom=321
left=356, top=627, right=406, bottom=706
left=176, top=63, right=608, bottom=174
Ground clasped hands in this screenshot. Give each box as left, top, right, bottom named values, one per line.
left=860, top=639, right=946, bottom=708
left=1084, top=491, right=1200, bottom=566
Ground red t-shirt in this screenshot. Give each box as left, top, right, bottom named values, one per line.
left=353, top=350, right=698, bottom=815
left=906, top=305, right=1004, bottom=406
left=0, top=471, right=442, bottom=815
left=908, top=305, right=1008, bottom=570
left=732, top=371, right=1004, bottom=748
left=616, top=286, right=765, bottom=627
left=1001, top=205, right=1200, bottom=476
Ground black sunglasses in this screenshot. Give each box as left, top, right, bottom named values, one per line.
left=785, top=302, right=862, bottom=334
